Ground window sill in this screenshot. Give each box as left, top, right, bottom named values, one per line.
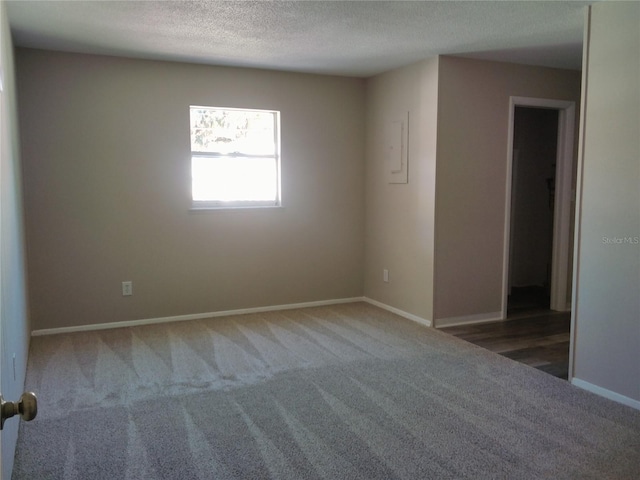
left=189, top=205, right=284, bottom=213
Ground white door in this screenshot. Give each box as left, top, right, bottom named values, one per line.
left=0, top=17, right=5, bottom=475
left=0, top=13, right=37, bottom=478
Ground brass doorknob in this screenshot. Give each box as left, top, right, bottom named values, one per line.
left=0, top=392, right=37, bottom=430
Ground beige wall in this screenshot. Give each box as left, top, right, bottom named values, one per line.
left=363, top=58, right=439, bottom=322
left=1, top=4, right=31, bottom=477
left=17, top=49, right=365, bottom=330
left=572, top=3, right=640, bottom=404
left=434, top=57, right=581, bottom=322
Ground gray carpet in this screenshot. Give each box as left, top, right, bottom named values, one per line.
left=13, top=302, right=640, bottom=479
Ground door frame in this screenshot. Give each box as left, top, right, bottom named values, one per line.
left=501, top=96, right=576, bottom=318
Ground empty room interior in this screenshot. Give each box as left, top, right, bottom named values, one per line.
left=1, top=1, right=639, bottom=478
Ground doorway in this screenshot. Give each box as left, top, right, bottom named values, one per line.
left=502, top=97, right=576, bottom=318
left=508, top=106, right=559, bottom=314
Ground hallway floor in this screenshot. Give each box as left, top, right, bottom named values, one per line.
left=440, top=291, right=571, bottom=380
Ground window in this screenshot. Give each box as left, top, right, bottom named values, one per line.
left=190, top=106, right=281, bottom=208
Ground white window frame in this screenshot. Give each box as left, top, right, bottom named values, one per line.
left=189, top=106, right=281, bottom=209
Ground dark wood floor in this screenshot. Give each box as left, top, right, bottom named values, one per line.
left=441, top=288, right=571, bottom=380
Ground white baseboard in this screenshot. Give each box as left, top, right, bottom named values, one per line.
left=362, top=297, right=432, bottom=328
left=31, top=297, right=366, bottom=336
left=434, top=311, right=503, bottom=328
left=571, top=378, right=640, bottom=411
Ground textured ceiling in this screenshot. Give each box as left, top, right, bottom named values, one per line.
left=6, top=1, right=593, bottom=77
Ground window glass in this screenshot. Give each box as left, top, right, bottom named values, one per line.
left=190, top=106, right=280, bottom=208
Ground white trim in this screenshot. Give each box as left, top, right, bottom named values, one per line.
left=434, top=311, right=503, bottom=328
left=31, top=297, right=365, bottom=336
left=550, top=103, right=576, bottom=312
left=362, top=297, right=432, bottom=328
left=502, top=96, right=576, bottom=318
left=572, top=378, right=640, bottom=411
left=569, top=5, right=593, bottom=389
left=189, top=205, right=285, bottom=213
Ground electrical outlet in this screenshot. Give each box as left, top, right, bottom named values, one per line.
left=383, top=269, right=389, bottom=283
left=122, top=281, right=133, bottom=296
